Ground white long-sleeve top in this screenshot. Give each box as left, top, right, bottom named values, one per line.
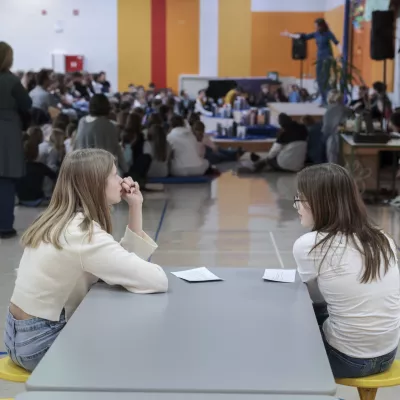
left=293, top=231, right=400, bottom=358
left=11, top=213, right=168, bottom=321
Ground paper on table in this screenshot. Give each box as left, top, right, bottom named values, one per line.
left=263, top=269, right=296, bottom=283
left=171, top=267, right=222, bottom=282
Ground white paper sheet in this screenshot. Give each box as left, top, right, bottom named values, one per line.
left=263, top=269, right=296, bottom=283
left=171, top=267, right=222, bottom=282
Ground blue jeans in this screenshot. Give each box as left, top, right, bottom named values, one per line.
left=316, top=59, right=329, bottom=105
left=0, top=178, right=16, bottom=233
left=3, top=309, right=66, bottom=372
left=205, top=146, right=238, bottom=165
left=314, top=304, right=397, bottom=378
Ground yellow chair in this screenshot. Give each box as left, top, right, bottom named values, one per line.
left=336, top=360, right=400, bottom=400
left=0, top=356, right=30, bottom=383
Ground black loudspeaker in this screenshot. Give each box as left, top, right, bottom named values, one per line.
left=370, top=10, right=395, bottom=60
left=292, top=35, right=307, bottom=60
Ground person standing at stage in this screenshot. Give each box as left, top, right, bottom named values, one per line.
left=281, top=18, right=342, bottom=106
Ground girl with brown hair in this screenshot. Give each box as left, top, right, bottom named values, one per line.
left=4, top=149, right=168, bottom=372
left=293, top=163, right=400, bottom=378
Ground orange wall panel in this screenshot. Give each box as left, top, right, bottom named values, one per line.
left=118, top=0, right=151, bottom=91
left=251, top=12, right=323, bottom=79
left=218, top=0, right=252, bottom=77
left=166, top=0, right=199, bottom=91
left=324, top=5, right=344, bottom=57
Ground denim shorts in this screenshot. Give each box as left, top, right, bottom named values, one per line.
left=321, top=332, right=397, bottom=379
left=3, top=309, right=66, bottom=372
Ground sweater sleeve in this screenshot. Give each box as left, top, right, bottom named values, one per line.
left=79, top=224, right=168, bottom=294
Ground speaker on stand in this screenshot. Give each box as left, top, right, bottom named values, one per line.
left=370, top=10, right=395, bottom=131
left=292, top=34, right=307, bottom=88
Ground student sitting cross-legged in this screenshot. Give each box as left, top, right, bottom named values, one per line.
left=167, top=114, right=210, bottom=176
left=4, top=149, right=168, bottom=372
left=293, top=163, right=400, bottom=379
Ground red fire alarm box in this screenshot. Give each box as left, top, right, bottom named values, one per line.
left=65, top=55, right=84, bottom=72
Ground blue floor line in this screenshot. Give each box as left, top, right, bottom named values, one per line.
left=0, top=351, right=7, bottom=355
left=149, top=200, right=169, bottom=262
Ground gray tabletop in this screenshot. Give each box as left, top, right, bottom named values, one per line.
left=18, top=393, right=337, bottom=400
left=27, top=268, right=336, bottom=395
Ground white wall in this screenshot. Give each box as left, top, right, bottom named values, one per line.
left=0, top=0, right=118, bottom=89
left=325, top=0, right=345, bottom=11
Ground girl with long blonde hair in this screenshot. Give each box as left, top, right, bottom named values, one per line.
left=4, top=149, right=168, bottom=372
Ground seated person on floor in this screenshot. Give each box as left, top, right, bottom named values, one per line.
left=349, top=85, right=369, bottom=113
left=370, top=81, right=392, bottom=121
left=274, top=86, right=288, bottom=102
left=143, top=124, right=171, bottom=178
left=301, top=115, right=324, bottom=165
left=288, top=85, right=301, bottom=103
left=299, top=88, right=311, bottom=103
left=5, top=149, right=168, bottom=372
left=17, top=128, right=57, bottom=205
left=64, top=122, right=77, bottom=154
left=74, top=94, right=128, bottom=175
left=293, top=163, right=400, bottom=379
left=29, top=69, right=58, bottom=113
left=121, top=112, right=152, bottom=186
left=167, top=114, right=210, bottom=176
left=239, top=113, right=308, bottom=173
left=192, top=121, right=243, bottom=164
left=224, top=84, right=243, bottom=106
left=195, top=89, right=213, bottom=116
left=256, top=83, right=276, bottom=106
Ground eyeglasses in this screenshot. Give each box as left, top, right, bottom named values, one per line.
left=293, top=195, right=305, bottom=210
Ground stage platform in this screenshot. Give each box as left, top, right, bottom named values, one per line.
left=268, top=103, right=325, bottom=125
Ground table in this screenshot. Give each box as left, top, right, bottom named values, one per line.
left=212, top=137, right=275, bottom=152
left=340, top=134, right=400, bottom=194
left=27, top=268, right=336, bottom=395
left=17, top=394, right=337, bottom=400
left=269, top=103, right=325, bottom=126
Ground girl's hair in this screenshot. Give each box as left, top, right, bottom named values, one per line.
left=23, top=127, right=43, bottom=162
left=21, top=149, right=115, bottom=249
left=315, top=18, right=329, bottom=33
left=0, top=41, right=13, bottom=72
left=297, top=163, right=395, bottom=283
left=50, top=128, right=66, bottom=163
left=170, top=114, right=185, bottom=129
left=117, top=110, right=130, bottom=131
left=146, top=113, right=163, bottom=129
left=278, top=113, right=293, bottom=130
left=188, top=112, right=201, bottom=127
left=123, top=112, right=142, bottom=145
left=148, top=124, right=168, bottom=162
left=52, top=113, right=70, bottom=131
left=89, top=94, right=111, bottom=116
left=192, top=120, right=205, bottom=141
left=66, top=122, right=77, bottom=139
left=26, top=126, right=44, bottom=145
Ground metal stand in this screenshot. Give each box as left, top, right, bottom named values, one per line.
left=383, top=59, right=388, bottom=132
left=299, top=59, right=304, bottom=88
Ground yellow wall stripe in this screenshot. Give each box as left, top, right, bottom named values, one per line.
left=218, top=0, right=251, bottom=77
left=118, top=0, right=151, bottom=91
left=166, top=0, right=200, bottom=91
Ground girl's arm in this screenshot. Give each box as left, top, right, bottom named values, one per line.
left=293, top=233, right=325, bottom=304
left=281, top=30, right=315, bottom=40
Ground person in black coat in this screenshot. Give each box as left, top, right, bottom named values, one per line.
left=0, top=42, right=32, bottom=238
